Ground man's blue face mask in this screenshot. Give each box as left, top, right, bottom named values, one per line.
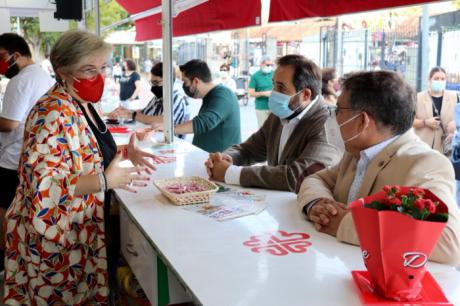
left=268, top=90, right=303, bottom=119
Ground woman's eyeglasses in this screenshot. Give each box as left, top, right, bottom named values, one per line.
left=77, top=65, right=108, bottom=80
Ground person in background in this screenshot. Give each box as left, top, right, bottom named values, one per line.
left=451, top=103, right=460, bottom=207
left=0, top=33, right=55, bottom=274
left=3, top=30, right=156, bottom=305
left=249, top=56, right=274, bottom=127
left=413, top=66, right=456, bottom=154
left=109, top=62, right=190, bottom=137
left=112, top=61, right=122, bottom=83
left=119, top=58, right=141, bottom=103
left=174, top=64, right=183, bottom=81
left=153, top=59, right=241, bottom=152
left=205, top=55, right=343, bottom=192
left=218, top=63, right=237, bottom=93
left=41, top=52, right=54, bottom=78
left=0, top=76, right=3, bottom=106
left=144, top=58, right=153, bottom=76
left=297, top=70, right=460, bottom=266
left=321, top=67, right=338, bottom=105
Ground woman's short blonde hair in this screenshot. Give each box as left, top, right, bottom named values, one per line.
left=50, top=30, right=112, bottom=80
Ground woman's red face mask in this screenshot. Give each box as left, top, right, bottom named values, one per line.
left=72, top=73, right=105, bottom=103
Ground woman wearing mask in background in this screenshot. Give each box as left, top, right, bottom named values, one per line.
left=109, top=62, right=190, bottom=138
left=414, top=66, right=456, bottom=154
left=3, top=30, right=156, bottom=305
left=217, top=63, right=237, bottom=93
left=321, top=67, right=338, bottom=105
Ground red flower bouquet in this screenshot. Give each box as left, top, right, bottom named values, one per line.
left=350, top=186, right=449, bottom=302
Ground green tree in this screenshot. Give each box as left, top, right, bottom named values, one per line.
left=10, top=17, right=61, bottom=60
left=85, top=0, right=132, bottom=36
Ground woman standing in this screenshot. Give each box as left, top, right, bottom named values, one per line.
left=414, top=67, right=456, bottom=154
left=119, top=58, right=141, bottom=103
left=4, top=30, right=156, bottom=305
left=321, top=67, right=338, bottom=105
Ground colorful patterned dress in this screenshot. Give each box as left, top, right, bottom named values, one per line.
left=4, top=84, right=109, bottom=305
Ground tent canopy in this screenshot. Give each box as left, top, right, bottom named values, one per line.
left=116, top=0, right=442, bottom=41
left=116, top=0, right=261, bottom=41
left=269, top=0, right=441, bottom=22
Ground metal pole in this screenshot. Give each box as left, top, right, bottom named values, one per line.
left=340, top=30, right=344, bottom=74
left=333, top=19, right=338, bottom=69
left=336, top=17, right=343, bottom=74
left=83, top=0, right=87, bottom=31
left=245, top=28, right=249, bottom=73
left=319, top=27, right=323, bottom=67
left=416, top=28, right=422, bottom=91
left=16, top=16, right=20, bottom=34
left=380, top=31, right=385, bottom=69
left=364, top=29, right=368, bottom=70
left=420, top=4, right=430, bottom=91
left=436, top=30, right=442, bottom=67
left=95, top=0, right=100, bottom=36
left=323, top=34, right=327, bottom=67
left=162, top=0, right=174, bottom=144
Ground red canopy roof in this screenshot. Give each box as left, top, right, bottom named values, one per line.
left=116, top=0, right=440, bottom=41
left=269, top=0, right=440, bottom=22
left=116, top=0, right=160, bottom=14
left=116, top=0, right=261, bottom=41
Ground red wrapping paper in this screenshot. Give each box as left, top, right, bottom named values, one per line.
left=350, top=187, right=447, bottom=301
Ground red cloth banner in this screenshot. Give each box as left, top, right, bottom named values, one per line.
left=349, top=187, right=447, bottom=301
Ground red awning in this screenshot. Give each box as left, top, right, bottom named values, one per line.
left=116, top=0, right=161, bottom=14
left=116, top=0, right=261, bottom=41
left=269, top=0, right=440, bottom=22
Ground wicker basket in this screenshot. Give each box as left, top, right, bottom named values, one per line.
left=153, top=176, right=219, bottom=205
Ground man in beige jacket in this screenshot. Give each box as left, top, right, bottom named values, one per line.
left=205, top=55, right=344, bottom=192
left=297, top=70, right=460, bottom=266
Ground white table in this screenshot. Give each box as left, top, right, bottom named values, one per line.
left=112, top=133, right=460, bottom=306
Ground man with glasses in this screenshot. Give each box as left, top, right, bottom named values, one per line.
left=297, top=71, right=460, bottom=265
left=109, top=62, right=190, bottom=137
left=249, top=56, right=275, bottom=127
left=205, top=54, right=343, bottom=192
left=0, top=33, right=54, bottom=272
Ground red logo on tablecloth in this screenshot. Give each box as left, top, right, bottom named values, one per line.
left=243, top=230, right=312, bottom=256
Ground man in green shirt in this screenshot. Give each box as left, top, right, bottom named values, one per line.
left=169, top=59, right=241, bottom=152
left=248, top=56, right=274, bottom=127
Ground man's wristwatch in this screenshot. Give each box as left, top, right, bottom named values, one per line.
left=131, top=111, right=137, bottom=121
